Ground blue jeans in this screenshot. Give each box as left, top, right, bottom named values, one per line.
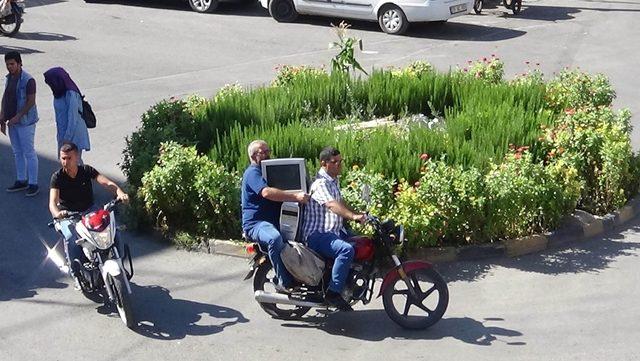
left=246, top=221, right=293, bottom=288
left=8, top=124, right=38, bottom=185
left=306, top=231, right=354, bottom=293
left=58, top=219, right=88, bottom=277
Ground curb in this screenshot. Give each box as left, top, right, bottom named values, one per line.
left=199, top=196, right=640, bottom=263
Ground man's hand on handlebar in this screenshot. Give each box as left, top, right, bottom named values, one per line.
left=295, top=192, right=310, bottom=204
left=116, top=189, right=130, bottom=204
left=55, top=210, right=69, bottom=219
left=352, top=213, right=367, bottom=225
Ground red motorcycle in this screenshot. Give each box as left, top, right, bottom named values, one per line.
left=246, top=215, right=449, bottom=330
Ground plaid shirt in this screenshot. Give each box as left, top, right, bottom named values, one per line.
left=302, top=168, right=345, bottom=241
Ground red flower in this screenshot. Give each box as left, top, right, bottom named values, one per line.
left=515, top=153, right=522, bottom=160
left=525, top=61, right=530, bottom=65
left=420, top=153, right=430, bottom=161
left=414, top=181, right=421, bottom=187
left=565, top=108, right=576, bottom=115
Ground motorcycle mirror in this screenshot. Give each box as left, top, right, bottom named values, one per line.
left=361, top=184, right=372, bottom=205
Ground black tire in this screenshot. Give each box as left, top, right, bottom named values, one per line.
left=382, top=267, right=448, bottom=330
left=268, top=0, right=298, bottom=22
left=253, top=262, right=310, bottom=319
left=188, top=0, right=219, bottom=13
left=110, top=274, right=135, bottom=329
left=511, top=0, right=522, bottom=14
left=378, top=5, right=409, bottom=35
left=0, top=14, right=21, bottom=37
left=473, top=0, right=483, bottom=14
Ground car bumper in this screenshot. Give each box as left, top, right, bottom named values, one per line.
left=399, top=0, right=473, bottom=22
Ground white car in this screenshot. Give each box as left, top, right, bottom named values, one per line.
left=260, top=0, right=473, bottom=34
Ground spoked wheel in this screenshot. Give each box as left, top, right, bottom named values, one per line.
left=511, top=0, right=522, bottom=14
left=109, top=274, right=135, bottom=329
left=253, top=262, right=310, bottom=319
left=188, top=0, right=219, bottom=13
left=268, top=0, right=298, bottom=23
left=378, top=5, right=408, bottom=35
left=382, top=267, right=449, bottom=329
left=0, top=14, right=21, bottom=37
left=473, top=0, right=483, bottom=14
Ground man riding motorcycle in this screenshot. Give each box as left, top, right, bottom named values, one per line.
left=48, top=142, right=129, bottom=289
left=303, top=146, right=366, bottom=311
left=241, top=140, right=309, bottom=293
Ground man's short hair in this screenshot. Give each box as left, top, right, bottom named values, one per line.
left=247, top=139, right=267, bottom=159
left=4, top=51, right=22, bottom=64
left=319, top=146, right=340, bottom=162
left=60, top=142, right=78, bottom=153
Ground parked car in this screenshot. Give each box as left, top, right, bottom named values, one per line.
left=260, top=0, right=473, bottom=34
left=187, top=0, right=242, bottom=12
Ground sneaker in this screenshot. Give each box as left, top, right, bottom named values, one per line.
left=325, top=289, right=353, bottom=312
left=25, top=185, right=39, bottom=197
left=6, top=181, right=27, bottom=192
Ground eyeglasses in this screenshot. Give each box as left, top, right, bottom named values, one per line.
left=255, top=148, right=271, bottom=155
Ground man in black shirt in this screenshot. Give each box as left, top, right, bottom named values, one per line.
left=49, top=143, right=129, bottom=288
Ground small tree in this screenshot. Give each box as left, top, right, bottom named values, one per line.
left=329, top=21, right=368, bottom=75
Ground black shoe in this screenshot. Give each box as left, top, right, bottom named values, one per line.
left=6, top=181, right=27, bottom=192
left=325, top=290, right=353, bottom=312
left=25, top=185, right=39, bottom=197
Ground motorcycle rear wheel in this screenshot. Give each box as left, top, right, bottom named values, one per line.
left=0, top=14, right=21, bottom=37
left=253, top=262, right=310, bottom=320
left=109, top=274, right=135, bottom=329
left=382, top=267, right=448, bottom=329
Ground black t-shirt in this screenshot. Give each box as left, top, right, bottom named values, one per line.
left=50, top=165, right=100, bottom=212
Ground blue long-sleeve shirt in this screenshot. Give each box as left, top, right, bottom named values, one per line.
left=54, top=90, right=90, bottom=151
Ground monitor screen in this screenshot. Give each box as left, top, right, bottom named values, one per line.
left=265, top=164, right=303, bottom=191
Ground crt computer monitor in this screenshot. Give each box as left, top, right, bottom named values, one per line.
left=260, top=158, right=308, bottom=194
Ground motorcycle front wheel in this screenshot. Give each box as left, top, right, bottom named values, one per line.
left=382, top=267, right=449, bottom=329
left=0, top=14, right=21, bottom=37
left=109, top=273, right=135, bottom=329
left=253, top=262, right=310, bottom=320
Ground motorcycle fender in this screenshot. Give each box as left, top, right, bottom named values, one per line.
left=102, top=259, right=122, bottom=278
left=243, top=255, right=267, bottom=281
left=377, top=261, right=432, bottom=298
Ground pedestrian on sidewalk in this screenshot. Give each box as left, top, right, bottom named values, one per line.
left=0, top=51, right=39, bottom=197
left=43, top=67, right=90, bottom=162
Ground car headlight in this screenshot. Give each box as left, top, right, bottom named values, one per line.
left=90, top=228, right=114, bottom=249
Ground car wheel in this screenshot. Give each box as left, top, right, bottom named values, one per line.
left=269, top=0, right=298, bottom=22
left=378, top=5, right=408, bottom=35
left=473, top=0, right=483, bottom=14
left=189, top=0, right=219, bottom=13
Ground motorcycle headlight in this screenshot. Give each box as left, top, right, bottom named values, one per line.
left=90, top=228, right=114, bottom=249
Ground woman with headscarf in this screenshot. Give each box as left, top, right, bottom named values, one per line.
left=43, top=67, right=90, bottom=160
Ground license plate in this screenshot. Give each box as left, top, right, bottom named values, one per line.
left=449, top=3, right=467, bottom=14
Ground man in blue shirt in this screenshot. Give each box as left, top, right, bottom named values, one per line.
left=241, top=140, right=309, bottom=292
left=1, top=51, right=39, bottom=197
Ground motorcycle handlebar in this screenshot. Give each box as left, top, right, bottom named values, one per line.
left=48, top=199, right=121, bottom=227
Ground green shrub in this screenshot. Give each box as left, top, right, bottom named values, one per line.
left=140, top=142, right=241, bottom=238
left=389, top=159, right=486, bottom=247
left=545, top=68, right=616, bottom=112
left=458, top=56, right=505, bottom=84
left=484, top=152, right=579, bottom=240
left=542, top=106, right=636, bottom=214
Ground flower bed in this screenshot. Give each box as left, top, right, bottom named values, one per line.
left=122, top=59, right=639, bottom=248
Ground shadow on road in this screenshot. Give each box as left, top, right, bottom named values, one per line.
left=86, top=0, right=265, bottom=16
left=11, top=32, right=78, bottom=42
left=0, top=45, right=44, bottom=55
left=132, top=284, right=249, bottom=340
left=281, top=311, right=524, bottom=345
left=437, top=215, right=640, bottom=283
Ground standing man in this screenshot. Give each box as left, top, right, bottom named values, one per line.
left=303, top=146, right=366, bottom=311
left=1, top=51, right=39, bottom=196
left=241, top=140, right=309, bottom=293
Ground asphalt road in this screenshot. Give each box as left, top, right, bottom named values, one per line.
left=1, top=0, right=639, bottom=359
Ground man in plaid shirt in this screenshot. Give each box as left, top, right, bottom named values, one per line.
left=303, top=146, right=366, bottom=311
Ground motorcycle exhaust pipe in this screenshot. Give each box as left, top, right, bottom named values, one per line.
left=254, top=290, right=323, bottom=308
